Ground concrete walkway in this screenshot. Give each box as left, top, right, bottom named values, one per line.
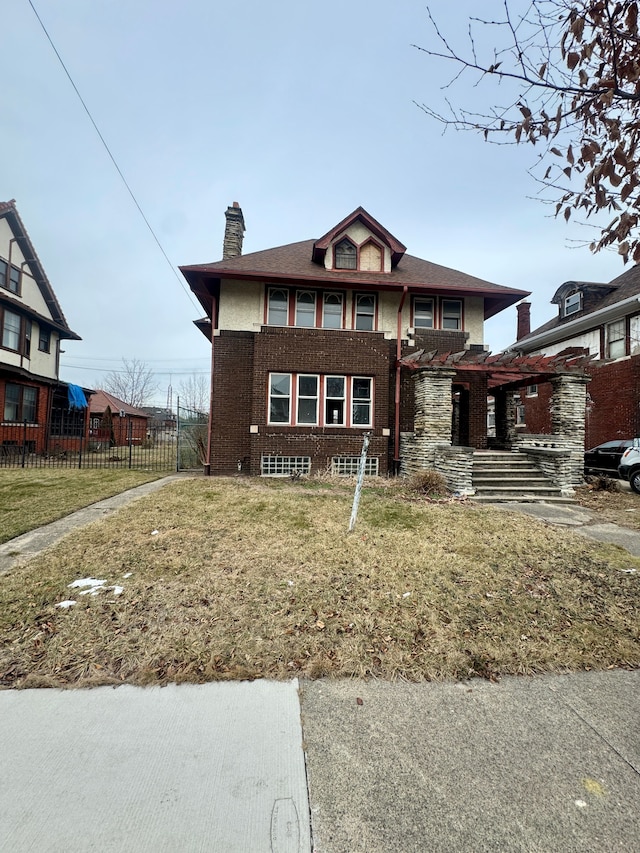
left=1, top=481, right=639, bottom=851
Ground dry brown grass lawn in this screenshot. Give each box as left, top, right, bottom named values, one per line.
left=0, top=469, right=165, bottom=544
left=1, top=477, right=639, bottom=688
left=574, top=481, right=640, bottom=530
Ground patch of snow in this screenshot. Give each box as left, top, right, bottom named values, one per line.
left=111, top=586, right=124, bottom=596
left=68, top=577, right=106, bottom=589
left=122, top=572, right=133, bottom=578
left=56, top=600, right=76, bottom=609
left=151, top=530, right=159, bottom=536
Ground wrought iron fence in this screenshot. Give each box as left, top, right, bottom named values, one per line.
left=0, top=404, right=209, bottom=471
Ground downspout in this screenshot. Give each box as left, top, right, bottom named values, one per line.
left=393, top=286, right=408, bottom=474
left=204, top=290, right=217, bottom=476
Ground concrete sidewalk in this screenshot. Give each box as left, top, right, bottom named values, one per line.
left=1, top=672, right=638, bottom=852
left=1, top=483, right=639, bottom=850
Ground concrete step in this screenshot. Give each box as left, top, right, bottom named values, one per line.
left=472, top=494, right=576, bottom=504
left=472, top=450, right=574, bottom=504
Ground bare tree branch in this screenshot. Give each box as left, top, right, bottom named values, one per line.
left=415, top=0, right=640, bottom=262
left=103, top=358, right=158, bottom=409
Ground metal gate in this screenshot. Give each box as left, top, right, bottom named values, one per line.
left=176, top=403, right=208, bottom=471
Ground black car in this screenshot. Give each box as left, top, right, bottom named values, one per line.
left=584, top=439, right=634, bottom=477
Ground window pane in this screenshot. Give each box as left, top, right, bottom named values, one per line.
left=268, top=289, right=288, bottom=325
left=4, top=384, right=19, bottom=420
left=39, top=328, right=50, bottom=352
left=414, top=298, right=433, bottom=328
left=442, top=300, right=461, bottom=330
left=326, top=376, right=344, bottom=398
left=23, top=387, right=37, bottom=422
left=335, top=239, right=357, bottom=270
left=270, top=398, right=290, bottom=423
left=296, top=291, right=316, bottom=327
left=0, top=260, right=6, bottom=287
left=353, top=378, right=371, bottom=399
left=298, top=375, right=317, bottom=397
left=2, top=310, right=20, bottom=349
left=323, top=293, right=343, bottom=329
left=270, top=374, right=290, bottom=396
left=326, top=400, right=344, bottom=425
left=9, top=267, right=20, bottom=293
left=297, top=398, right=317, bottom=424
left=352, top=404, right=370, bottom=425
left=355, top=295, right=375, bottom=331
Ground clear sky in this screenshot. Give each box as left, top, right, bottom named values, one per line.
left=1, top=0, right=624, bottom=407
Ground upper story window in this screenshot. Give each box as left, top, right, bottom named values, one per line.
left=0, top=259, right=21, bottom=295
left=1, top=307, right=21, bottom=351
left=39, top=327, right=51, bottom=353
left=355, top=294, right=376, bottom=331
left=359, top=241, right=382, bottom=272
left=414, top=297, right=434, bottom=329
left=323, top=293, right=343, bottom=329
left=335, top=239, right=357, bottom=270
left=268, top=288, right=289, bottom=325
left=442, top=299, right=462, bottom=330
left=563, top=291, right=582, bottom=316
left=295, top=291, right=316, bottom=327
left=607, top=319, right=626, bottom=358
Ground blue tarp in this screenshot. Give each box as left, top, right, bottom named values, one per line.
left=67, top=384, right=88, bottom=410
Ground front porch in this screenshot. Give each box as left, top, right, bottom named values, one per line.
left=399, top=350, right=594, bottom=497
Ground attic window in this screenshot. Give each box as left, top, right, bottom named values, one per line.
left=563, top=292, right=582, bottom=316
left=335, top=239, right=357, bottom=270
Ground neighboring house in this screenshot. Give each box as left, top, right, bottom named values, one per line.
left=141, top=406, right=177, bottom=442
left=89, top=390, right=149, bottom=447
left=0, top=200, right=90, bottom=456
left=511, top=265, right=640, bottom=447
left=180, top=204, right=530, bottom=478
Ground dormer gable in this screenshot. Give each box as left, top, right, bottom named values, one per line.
left=312, top=206, right=407, bottom=273
left=551, top=279, right=618, bottom=320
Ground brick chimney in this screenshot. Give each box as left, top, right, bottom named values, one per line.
left=222, top=202, right=245, bottom=259
left=516, top=301, right=531, bottom=341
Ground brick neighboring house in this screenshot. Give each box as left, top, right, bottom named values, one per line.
left=0, top=200, right=91, bottom=456
left=511, top=265, right=640, bottom=448
left=89, top=390, right=149, bottom=447
left=180, top=204, right=528, bottom=477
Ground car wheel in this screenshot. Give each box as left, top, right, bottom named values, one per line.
left=630, top=470, right=640, bottom=494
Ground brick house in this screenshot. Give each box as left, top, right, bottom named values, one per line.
left=89, top=390, right=149, bottom=447
left=0, top=200, right=90, bottom=457
left=180, top=204, right=529, bottom=477
left=511, top=265, right=640, bottom=448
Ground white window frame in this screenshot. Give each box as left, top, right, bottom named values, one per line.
left=2, top=308, right=21, bottom=351
left=268, top=373, right=291, bottom=424
left=325, top=375, right=346, bottom=426
left=296, top=374, right=319, bottom=425
left=515, top=403, right=526, bottom=426
left=266, top=373, right=373, bottom=428
left=525, top=384, right=538, bottom=397
left=351, top=377, right=372, bottom=427
left=564, top=292, right=582, bottom=316
left=267, top=288, right=289, bottom=326
left=442, top=299, right=462, bottom=330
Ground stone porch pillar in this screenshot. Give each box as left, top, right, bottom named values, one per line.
left=550, top=373, right=590, bottom=484
left=409, top=367, right=456, bottom=468
left=493, top=388, right=517, bottom=449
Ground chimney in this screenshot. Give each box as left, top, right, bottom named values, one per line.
left=222, top=202, right=245, bottom=259
left=516, top=301, right=531, bottom=341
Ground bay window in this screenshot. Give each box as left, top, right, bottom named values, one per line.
left=2, top=308, right=21, bottom=351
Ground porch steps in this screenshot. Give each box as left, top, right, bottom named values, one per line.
left=472, top=450, right=575, bottom=504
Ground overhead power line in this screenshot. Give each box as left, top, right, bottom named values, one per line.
left=27, top=0, right=202, bottom=315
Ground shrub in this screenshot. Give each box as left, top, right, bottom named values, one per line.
left=586, top=475, right=620, bottom=493
left=407, top=469, right=450, bottom=498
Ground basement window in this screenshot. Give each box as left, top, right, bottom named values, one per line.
left=261, top=455, right=311, bottom=477
left=331, top=456, right=379, bottom=476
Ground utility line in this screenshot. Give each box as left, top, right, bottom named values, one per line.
left=27, top=0, right=202, bottom=315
